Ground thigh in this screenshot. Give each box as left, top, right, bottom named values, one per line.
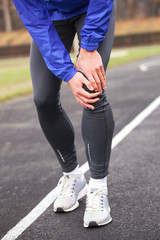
left=53, top=19, right=76, bottom=52
left=74, top=0, right=117, bottom=71
left=30, top=21, right=76, bottom=103
left=30, top=40, right=62, bottom=104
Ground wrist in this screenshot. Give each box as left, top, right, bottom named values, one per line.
left=67, top=71, right=79, bottom=84
left=80, top=47, right=96, bottom=56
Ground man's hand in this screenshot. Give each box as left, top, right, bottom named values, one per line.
left=67, top=72, right=101, bottom=110
left=75, top=48, right=106, bottom=92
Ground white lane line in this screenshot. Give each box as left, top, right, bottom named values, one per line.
left=1, top=95, right=160, bottom=240
left=139, top=60, right=160, bottom=72
left=139, top=64, right=148, bottom=72
left=111, top=50, right=128, bottom=58
left=1, top=187, right=61, bottom=240
left=111, top=96, right=160, bottom=149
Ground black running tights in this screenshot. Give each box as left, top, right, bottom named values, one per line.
left=30, top=0, right=116, bottom=179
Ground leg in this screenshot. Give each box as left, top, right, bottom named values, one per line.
left=75, top=0, right=117, bottom=179
left=30, top=38, right=87, bottom=213
left=75, top=0, right=117, bottom=227
left=30, top=21, right=77, bottom=173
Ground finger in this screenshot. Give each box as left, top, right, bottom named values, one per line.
left=76, top=96, right=95, bottom=110
left=86, top=73, right=98, bottom=92
left=100, top=65, right=106, bottom=79
left=80, top=95, right=100, bottom=104
left=81, top=77, right=94, bottom=92
left=97, top=69, right=106, bottom=89
left=78, top=88, right=101, bottom=99
left=93, top=71, right=102, bottom=92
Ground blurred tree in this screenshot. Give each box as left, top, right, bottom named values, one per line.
left=116, top=0, right=160, bottom=19
left=128, top=0, right=134, bottom=18
left=0, top=0, right=160, bottom=31
left=1, top=0, right=12, bottom=31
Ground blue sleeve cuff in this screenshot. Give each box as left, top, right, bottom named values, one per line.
left=63, top=68, right=77, bottom=82
left=81, top=41, right=99, bottom=51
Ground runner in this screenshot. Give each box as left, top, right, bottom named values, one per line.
left=13, top=0, right=117, bottom=227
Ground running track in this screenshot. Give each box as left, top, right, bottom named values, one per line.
left=0, top=55, right=160, bottom=240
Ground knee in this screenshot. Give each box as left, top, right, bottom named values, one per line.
left=85, top=89, right=109, bottom=112
left=33, top=94, right=59, bottom=109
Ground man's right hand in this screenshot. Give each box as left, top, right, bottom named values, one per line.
left=67, top=72, right=101, bottom=110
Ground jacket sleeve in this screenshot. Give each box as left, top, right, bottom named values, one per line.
left=12, top=0, right=77, bottom=82
left=80, top=0, right=114, bottom=51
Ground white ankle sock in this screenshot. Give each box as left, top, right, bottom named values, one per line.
left=89, top=177, right=108, bottom=193
left=63, top=165, right=82, bottom=176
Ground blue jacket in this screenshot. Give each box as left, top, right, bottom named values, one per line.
left=13, top=0, right=114, bottom=82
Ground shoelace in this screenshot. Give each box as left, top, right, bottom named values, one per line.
left=86, top=188, right=107, bottom=212
left=58, top=175, right=76, bottom=198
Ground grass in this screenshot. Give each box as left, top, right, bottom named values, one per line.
left=108, top=45, right=160, bottom=68
left=0, top=45, right=160, bottom=103
left=0, top=57, right=31, bottom=102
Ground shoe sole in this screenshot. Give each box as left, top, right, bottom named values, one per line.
left=84, top=215, right=112, bottom=228
left=83, top=207, right=112, bottom=228
left=54, top=184, right=88, bottom=213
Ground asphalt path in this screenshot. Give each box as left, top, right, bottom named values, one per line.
left=0, top=55, right=160, bottom=240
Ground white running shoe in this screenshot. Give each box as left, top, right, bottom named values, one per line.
left=53, top=174, right=88, bottom=212
left=83, top=187, right=112, bottom=227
